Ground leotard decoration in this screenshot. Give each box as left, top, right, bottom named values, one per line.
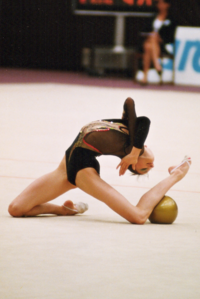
left=68, top=120, right=129, bottom=161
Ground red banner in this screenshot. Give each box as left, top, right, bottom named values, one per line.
left=78, top=0, right=153, bottom=5
left=122, top=0, right=152, bottom=5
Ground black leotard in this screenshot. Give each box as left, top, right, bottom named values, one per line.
left=65, top=98, right=150, bottom=185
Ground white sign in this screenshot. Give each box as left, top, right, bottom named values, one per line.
left=175, top=27, right=200, bottom=86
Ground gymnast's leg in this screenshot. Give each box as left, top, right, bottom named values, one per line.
left=8, top=156, right=77, bottom=217
left=75, top=162, right=191, bottom=224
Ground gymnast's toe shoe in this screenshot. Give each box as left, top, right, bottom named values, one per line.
left=75, top=202, right=89, bottom=214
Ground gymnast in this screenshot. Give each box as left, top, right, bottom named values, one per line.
left=8, top=97, right=191, bottom=224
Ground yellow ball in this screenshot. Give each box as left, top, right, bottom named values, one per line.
left=148, top=196, right=178, bottom=224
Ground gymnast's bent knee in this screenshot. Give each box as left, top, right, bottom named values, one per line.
left=8, top=202, right=25, bottom=217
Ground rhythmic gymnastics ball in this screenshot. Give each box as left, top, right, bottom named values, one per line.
left=148, top=195, right=178, bottom=224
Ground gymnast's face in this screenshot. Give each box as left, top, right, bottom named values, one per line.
left=134, top=146, right=155, bottom=174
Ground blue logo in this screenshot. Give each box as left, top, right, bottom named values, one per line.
left=176, top=40, right=200, bottom=73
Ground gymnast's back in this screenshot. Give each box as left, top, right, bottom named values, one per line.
left=82, top=97, right=151, bottom=158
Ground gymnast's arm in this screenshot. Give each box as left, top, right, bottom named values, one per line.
left=118, top=97, right=151, bottom=175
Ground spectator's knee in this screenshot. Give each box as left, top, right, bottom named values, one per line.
left=8, top=202, right=24, bottom=217
left=144, top=41, right=152, bottom=52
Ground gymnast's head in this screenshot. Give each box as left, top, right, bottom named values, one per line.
left=129, top=146, right=154, bottom=175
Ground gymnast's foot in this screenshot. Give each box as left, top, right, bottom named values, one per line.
left=62, top=200, right=89, bottom=215
left=168, top=157, right=191, bottom=181
left=62, top=200, right=77, bottom=215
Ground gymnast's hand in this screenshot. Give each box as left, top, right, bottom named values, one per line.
left=117, top=154, right=138, bottom=176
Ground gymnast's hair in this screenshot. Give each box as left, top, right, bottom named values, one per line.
left=128, top=165, right=142, bottom=176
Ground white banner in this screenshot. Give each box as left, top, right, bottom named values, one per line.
left=175, top=27, right=200, bottom=86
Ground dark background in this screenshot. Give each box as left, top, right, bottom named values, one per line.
left=1, top=0, right=200, bottom=71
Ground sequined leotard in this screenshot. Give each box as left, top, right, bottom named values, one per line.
left=65, top=98, right=150, bottom=185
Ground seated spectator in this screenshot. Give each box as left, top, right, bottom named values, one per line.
left=140, top=0, right=176, bottom=85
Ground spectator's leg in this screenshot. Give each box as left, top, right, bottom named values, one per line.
left=141, top=38, right=152, bottom=84
left=150, top=33, right=162, bottom=72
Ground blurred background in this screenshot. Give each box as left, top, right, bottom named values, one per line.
left=0, top=1, right=199, bottom=71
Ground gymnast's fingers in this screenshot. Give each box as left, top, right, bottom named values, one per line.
left=116, top=162, right=121, bottom=169
left=119, top=165, right=128, bottom=176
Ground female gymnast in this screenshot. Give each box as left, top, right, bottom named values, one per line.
left=8, top=97, right=191, bottom=224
